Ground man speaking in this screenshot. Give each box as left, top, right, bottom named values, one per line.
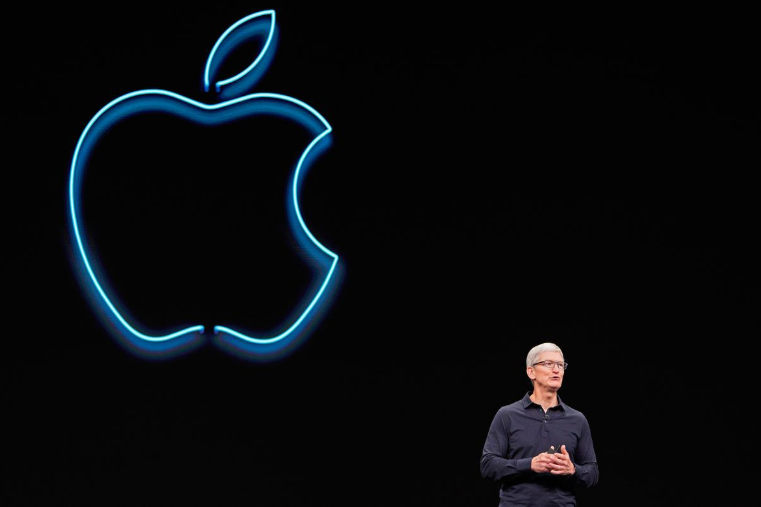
left=480, top=343, right=599, bottom=506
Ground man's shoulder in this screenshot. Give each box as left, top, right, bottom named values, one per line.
left=559, top=402, right=590, bottom=423
left=496, top=398, right=527, bottom=415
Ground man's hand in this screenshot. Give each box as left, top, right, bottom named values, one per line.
left=531, top=445, right=576, bottom=475
left=530, top=450, right=555, bottom=473
left=549, top=445, right=575, bottom=475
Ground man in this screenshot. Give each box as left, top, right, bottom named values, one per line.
left=480, top=343, right=598, bottom=506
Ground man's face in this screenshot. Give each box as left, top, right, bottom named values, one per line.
left=527, top=351, right=565, bottom=391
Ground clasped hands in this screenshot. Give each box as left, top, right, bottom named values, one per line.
left=531, top=445, right=575, bottom=475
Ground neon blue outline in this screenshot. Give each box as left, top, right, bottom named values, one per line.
left=204, top=10, right=276, bottom=93
left=68, top=10, right=339, bottom=357
left=214, top=128, right=337, bottom=344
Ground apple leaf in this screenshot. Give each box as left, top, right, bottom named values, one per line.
left=203, top=10, right=277, bottom=99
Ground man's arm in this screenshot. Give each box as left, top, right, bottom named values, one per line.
left=570, top=415, right=599, bottom=488
left=480, top=408, right=532, bottom=481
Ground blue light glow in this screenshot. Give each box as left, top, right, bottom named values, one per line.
left=66, top=236, right=207, bottom=360
left=204, top=10, right=276, bottom=96
left=68, top=10, right=340, bottom=359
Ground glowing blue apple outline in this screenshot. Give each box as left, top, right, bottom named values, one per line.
left=68, top=10, right=339, bottom=356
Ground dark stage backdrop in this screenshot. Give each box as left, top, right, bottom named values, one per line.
left=5, top=5, right=759, bottom=506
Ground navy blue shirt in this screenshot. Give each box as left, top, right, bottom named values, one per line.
left=480, top=392, right=599, bottom=506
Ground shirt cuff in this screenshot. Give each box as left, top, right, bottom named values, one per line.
left=517, top=458, right=532, bottom=472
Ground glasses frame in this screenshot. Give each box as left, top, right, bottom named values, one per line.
left=531, top=360, right=568, bottom=371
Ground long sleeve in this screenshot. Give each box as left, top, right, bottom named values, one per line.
left=480, top=408, right=532, bottom=481
left=571, top=415, right=599, bottom=488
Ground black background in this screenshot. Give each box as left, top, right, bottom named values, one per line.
left=4, top=5, right=760, bottom=506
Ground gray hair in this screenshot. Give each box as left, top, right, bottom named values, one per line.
left=526, top=342, right=564, bottom=368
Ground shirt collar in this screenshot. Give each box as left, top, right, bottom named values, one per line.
left=522, top=391, right=567, bottom=411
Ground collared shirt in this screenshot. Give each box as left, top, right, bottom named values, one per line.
left=480, top=392, right=599, bottom=506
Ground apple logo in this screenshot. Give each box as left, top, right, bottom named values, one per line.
left=67, top=10, right=340, bottom=361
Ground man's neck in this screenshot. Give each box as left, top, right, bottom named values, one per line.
left=530, top=388, right=559, bottom=412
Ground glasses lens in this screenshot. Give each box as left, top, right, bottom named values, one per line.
left=533, top=361, right=567, bottom=370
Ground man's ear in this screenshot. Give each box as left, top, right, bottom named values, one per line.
left=527, top=367, right=535, bottom=380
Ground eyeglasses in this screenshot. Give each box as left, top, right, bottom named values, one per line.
left=532, top=361, right=568, bottom=371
